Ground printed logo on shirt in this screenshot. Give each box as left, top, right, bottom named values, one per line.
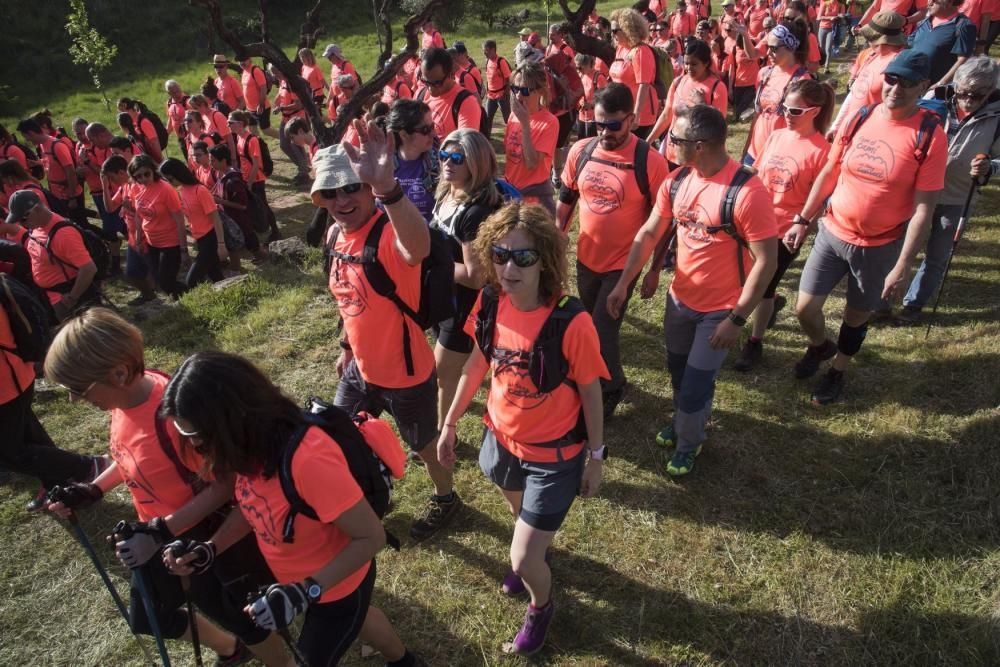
left=762, top=153, right=800, bottom=193
left=110, top=438, right=163, bottom=506
left=505, top=130, right=525, bottom=163
left=845, top=137, right=894, bottom=183
left=331, top=261, right=369, bottom=317
left=758, top=84, right=783, bottom=113
left=851, top=68, right=875, bottom=101
left=236, top=477, right=282, bottom=546
left=582, top=168, right=625, bottom=214
left=493, top=346, right=548, bottom=410
left=677, top=203, right=715, bottom=251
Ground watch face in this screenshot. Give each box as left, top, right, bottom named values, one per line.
left=307, top=584, right=322, bottom=600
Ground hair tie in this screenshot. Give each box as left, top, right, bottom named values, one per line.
left=771, top=24, right=801, bottom=51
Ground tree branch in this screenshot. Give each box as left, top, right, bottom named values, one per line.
left=558, top=0, right=615, bottom=66
left=298, top=0, right=324, bottom=53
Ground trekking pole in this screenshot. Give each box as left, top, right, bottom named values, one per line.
left=165, top=542, right=203, bottom=667
left=57, top=512, right=158, bottom=667
left=924, top=155, right=988, bottom=339
left=114, top=521, right=172, bottom=667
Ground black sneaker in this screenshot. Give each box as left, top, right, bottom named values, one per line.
left=733, top=338, right=763, bottom=372
left=793, top=339, right=837, bottom=379
left=410, top=493, right=462, bottom=541
left=767, top=294, right=787, bottom=329
left=811, top=368, right=845, bottom=405
left=893, top=305, right=922, bottom=326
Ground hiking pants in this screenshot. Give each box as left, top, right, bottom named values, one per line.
left=0, top=385, right=93, bottom=488
left=485, top=97, right=511, bottom=136
left=278, top=120, right=310, bottom=177
left=250, top=181, right=279, bottom=235
left=576, top=261, right=636, bottom=394
left=186, top=230, right=225, bottom=287
left=663, top=294, right=730, bottom=454
left=145, top=245, right=186, bottom=298
left=903, top=204, right=964, bottom=309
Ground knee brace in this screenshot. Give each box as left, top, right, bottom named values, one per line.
left=837, top=321, right=869, bottom=357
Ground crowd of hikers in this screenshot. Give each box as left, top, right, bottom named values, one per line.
left=2, top=0, right=999, bottom=663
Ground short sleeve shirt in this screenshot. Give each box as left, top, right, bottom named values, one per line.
left=610, top=45, right=660, bottom=126
left=486, top=56, right=513, bottom=99
left=14, top=215, right=91, bottom=302
left=215, top=75, right=243, bottom=110
left=833, top=48, right=900, bottom=134
left=38, top=136, right=81, bottom=200
left=908, top=14, right=977, bottom=84
left=503, top=109, right=559, bottom=190
left=179, top=184, right=218, bottom=239
left=236, top=134, right=267, bottom=184
left=395, top=156, right=436, bottom=222
left=756, top=128, right=832, bottom=235
left=749, top=65, right=807, bottom=159
left=301, top=64, right=327, bottom=97
left=133, top=179, right=183, bottom=248
left=242, top=65, right=271, bottom=110
left=425, top=84, right=483, bottom=140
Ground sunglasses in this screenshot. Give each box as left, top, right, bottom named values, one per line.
left=60, top=380, right=97, bottom=399
left=766, top=44, right=783, bottom=52
left=783, top=105, right=817, bottom=116
left=954, top=89, right=989, bottom=102
left=512, top=85, right=533, bottom=97
left=491, top=245, right=540, bottom=267
left=439, top=149, right=466, bottom=165
left=214, top=65, right=226, bottom=70
left=783, top=14, right=797, bottom=19
left=420, top=76, right=446, bottom=86
left=884, top=73, right=922, bottom=89
left=595, top=118, right=628, bottom=131
left=668, top=131, right=702, bottom=146
left=410, top=124, right=435, bottom=136
left=318, top=182, right=363, bottom=199
left=173, top=419, right=201, bottom=438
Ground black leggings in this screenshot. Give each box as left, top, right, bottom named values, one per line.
left=146, top=245, right=186, bottom=297
left=298, top=561, right=376, bottom=667
left=186, top=230, right=224, bottom=287
left=250, top=181, right=279, bottom=235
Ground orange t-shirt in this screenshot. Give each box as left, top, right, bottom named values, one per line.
left=327, top=212, right=435, bottom=388
left=110, top=372, right=206, bottom=522
left=215, top=75, right=243, bottom=110
left=668, top=10, right=697, bottom=38
left=301, top=64, right=327, bottom=98
left=178, top=183, right=218, bottom=240
left=136, top=117, right=160, bottom=153
left=166, top=97, right=189, bottom=137
left=747, top=6, right=772, bottom=35
left=577, top=71, right=609, bottom=123
left=503, top=109, right=559, bottom=190
left=1, top=143, right=28, bottom=170
left=203, top=109, right=232, bottom=141
left=654, top=160, right=778, bottom=312
left=748, top=64, right=808, bottom=160
left=455, top=65, right=483, bottom=96
left=381, top=78, right=414, bottom=106
left=236, top=134, right=267, bottom=184
left=818, top=0, right=845, bottom=29
left=133, top=179, right=183, bottom=248
left=609, top=45, right=660, bottom=126
left=330, top=60, right=359, bottom=100
left=10, top=215, right=92, bottom=303
left=37, top=136, right=81, bottom=200
left=242, top=65, right=272, bottom=111
left=832, top=48, right=899, bottom=135
left=825, top=106, right=947, bottom=247
left=424, top=84, right=483, bottom=140
left=756, top=128, right=832, bottom=235
left=421, top=30, right=445, bottom=50
left=462, top=293, right=609, bottom=463
left=80, top=143, right=111, bottom=194
left=235, top=426, right=369, bottom=603
left=0, top=306, right=35, bottom=405
left=731, top=43, right=761, bottom=88
left=275, top=82, right=306, bottom=121
left=663, top=74, right=729, bottom=162
left=485, top=56, right=513, bottom=100
left=562, top=134, right=670, bottom=273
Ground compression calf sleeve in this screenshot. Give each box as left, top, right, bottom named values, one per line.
left=837, top=321, right=868, bottom=357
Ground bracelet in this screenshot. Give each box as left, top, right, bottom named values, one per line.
left=374, top=180, right=404, bottom=206
left=727, top=310, right=747, bottom=327
left=444, top=422, right=457, bottom=429
left=792, top=213, right=811, bottom=226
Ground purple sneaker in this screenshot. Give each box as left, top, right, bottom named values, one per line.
left=501, top=570, right=526, bottom=596
left=505, top=600, right=556, bottom=656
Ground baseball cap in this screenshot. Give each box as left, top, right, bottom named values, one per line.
left=452, top=40, right=468, bottom=54
left=721, top=0, right=735, bottom=6
left=518, top=27, right=533, bottom=36
left=884, top=49, right=931, bottom=81
left=310, top=145, right=363, bottom=206
left=5, top=189, right=41, bottom=224
left=322, top=44, right=343, bottom=59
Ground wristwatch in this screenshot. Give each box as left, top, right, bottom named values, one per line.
left=303, top=577, right=323, bottom=602
left=588, top=445, right=609, bottom=461
left=792, top=214, right=810, bottom=226
left=727, top=310, right=747, bottom=327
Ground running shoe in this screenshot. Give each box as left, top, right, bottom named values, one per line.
left=506, top=600, right=556, bottom=656
left=811, top=368, right=845, bottom=405
left=666, top=445, right=702, bottom=477
left=793, top=339, right=837, bottom=379
left=410, top=493, right=462, bottom=541
left=655, top=424, right=676, bottom=447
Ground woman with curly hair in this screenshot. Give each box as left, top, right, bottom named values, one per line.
left=437, top=201, right=608, bottom=656
left=608, top=7, right=660, bottom=138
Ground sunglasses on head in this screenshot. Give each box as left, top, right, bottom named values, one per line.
left=318, top=182, right=363, bottom=199
left=884, top=73, right=922, bottom=89
left=783, top=105, right=817, bottom=116
left=409, top=123, right=435, bottom=136
left=439, top=149, right=466, bottom=165
left=420, top=76, right=446, bottom=86
left=491, top=245, right=540, bottom=267
left=595, top=118, right=628, bottom=131
left=512, top=85, right=533, bottom=97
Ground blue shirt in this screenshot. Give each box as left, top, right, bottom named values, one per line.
left=907, top=13, right=976, bottom=85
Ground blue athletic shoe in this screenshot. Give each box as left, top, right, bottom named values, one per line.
left=666, top=445, right=702, bottom=477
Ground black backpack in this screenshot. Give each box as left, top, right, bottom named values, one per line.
left=0, top=239, right=34, bottom=286
left=135, top=101, right=170, bottom=151
left=2, top=139, right=44, bottom=180
left=574, top=136, right=654, bottom=211
left=0, top=273, right=52, bottom=365
left=43, top=220, right=112, bottom=282
left=222, top=171, right=272, bottom=234
left=668, top=164, right=756, bottom=285
left=212, top=98, right=233, bottom=118
left=324, top=212, right=456, bottom=376
left=278, top=397, right=399, bottom=549
left=417, top=88, right=491, bottom=136
left=243, top=135, right=274, bottom=178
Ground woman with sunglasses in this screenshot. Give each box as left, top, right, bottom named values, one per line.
left=430, top=129, right=502, bottom=434
left=782, top=3, right=823, bottom=72
left=41, top=309, right=289, bottom=666
left=649, top=39, right=729, bottom=166
left=437, top=201, right=608, bottom=656
left=386, top=99, right=439, bottom=222
left=158, top=158, right=229, bottom=287
left=733, top=78, right=833, bottom=371
left=744, top=20, right=812, bottom=164
left=504, top=64, right=559, bottom=215
left=609, top=8, right=660, bottom=138
left=574, top=54, right=610, bottom=139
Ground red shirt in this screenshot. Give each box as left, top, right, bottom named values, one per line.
left=485, top=57, right=512, bottom=101
left=0, top=306, right=35, bottom=405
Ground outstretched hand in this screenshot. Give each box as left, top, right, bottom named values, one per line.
left=341, top=119, right=396, bottom=194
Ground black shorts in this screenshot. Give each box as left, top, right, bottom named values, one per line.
left=298, top=561, right=376, bottom=666
left=435, top=315, right=474, bottom=353
left=255, top=109, right=271, bottom=130
left=556, top=112, right=575, bottom=148
left=763, top=242, right=799, bottom=299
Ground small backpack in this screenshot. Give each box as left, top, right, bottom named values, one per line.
left=0, top=273, right=52, bottom=366
left=494, top=179, right=522, bottom=202
left=668, top=164, right=756, bottom=285
left=43, top=220, right=112, bottom=282
left=324, top=212, right=456, bottom=376
left=417, top=88, right=492, bottom=136
left=279, top=397, right=406, bottom=549
left=574, top=137, right=654, bottom=211
left=644, top=43, right=675, bottom=102
left=243, top=135, right=274, bottom=178
left=212, top=98, right=233, bottom=118
left=135, top=101, right=170, bottom=151
left=0, top=239, right=34, bottom=286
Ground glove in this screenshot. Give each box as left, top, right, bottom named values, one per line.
left=113, top=518, right=174, bottom=569
left=163, top=539, right=217, bottom=575
left=46, top=483, right=103, bottom=510
left=247, top=582, right=310, bottom=631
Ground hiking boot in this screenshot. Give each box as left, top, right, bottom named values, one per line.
left=893, top=305, right=922, bottom=326
left=215, top=640, right=252, bottom=667
left=767, top=294, right=787, bottom=329
left=666, top=445, right=702, bottom=477
left=793, top=339, right=837, bottom=379
left=811, top=368, right=845, bottom=405
left=870, top=307, right=894, bottom=325
left=655, top=424, right=677, bottom=447
left=410, top=493, right=461, bottom=541
left=602, top=382, right=628, bottom=420
left=25, top=487, right=48, bottom=512
left=506, top=600, right=556, bottom=656
left=733, top=338, right=763, bottom=372
left=292, top=173, right=311, bottom=186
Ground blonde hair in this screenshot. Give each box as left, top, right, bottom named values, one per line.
left=474, top=201, right=567, bottom=303
left=298, top=48, right=316, bottom=66
left=44, top=308, right=145, bottom=391
left=435, top=128, right=501, bottom=207
left=609, top=8, right=649, bottom=47
left=512, top=64, right=548, bottom=107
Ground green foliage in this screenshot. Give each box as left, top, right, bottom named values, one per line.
left=65, top=0, right=118, bottom=109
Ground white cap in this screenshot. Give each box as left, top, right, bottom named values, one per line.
left=322, top=44, right=343, bottom=59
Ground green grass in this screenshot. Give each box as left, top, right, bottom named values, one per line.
left=3, top=2, right=1000, bottom=666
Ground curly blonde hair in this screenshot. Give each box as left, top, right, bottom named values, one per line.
left=474, top=201, right=567, bottom=304
left=609, top=8, right=649, bottom=47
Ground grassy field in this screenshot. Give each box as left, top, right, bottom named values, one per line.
left=3, top=2, right=1000, bottom=666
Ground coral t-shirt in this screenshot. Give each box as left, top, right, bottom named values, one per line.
left=10, top=215, right=91, bottom=303
left=275, top=82, right=306, bottom=121
left=668, top=10, right=697, bottom=38
left=242, top=66, right=272, bottom=111
left=136, top=117, right=160, bottom=153
left=80, top=143, right=112, bottom=194
left=421, top=30, right=445, bottom=50
left=747, top=6, right=771, bottom=35
left=654, top=160, right=778, bottom=312
left=663, top=74, right=729, bottom=162
left=455, top=65, right=483, bottom=97
left=818, top=1, right=845, bottom=29
left=179, top=184, right=218, bottom=240
left=166, top=97, right=189, bottom=138
left=485, top=56, right=513, bottom=100
left=203, top=109, right=231, bottom=142
left=424, top=84, right=483, bottom=140
left=110, top=372, right=206, bottom=523
left=301, top=64, right=327, bottom=98
left=235, top=426, right=369, bottom=603
left=825, top=105, right=947, bottom=247
left=503, top=109, right=559, bottom=190
left=327, top=212, right=435, bottom=389
left=236, top=134, right=268, bottom=184
left=756, top=129, right=832, bottom=235
left=610, top=45, right=660, bottom=126
left=330, top=60, right=359, bottom=100
left=562, top=134, right=670, bottom=273
left=731, top=43, right=761, bottom=88
left=215, top=75, right=243, bottom=111
left=578, top=71, right=609, bottom=123
left=749, top=64, right=809, bottom=160
left=831, top=48, right=899, bottom=135
left=381, top=78, right=413, bottom=106
left=1, top=142, right=28, bottom=170
left=463, top=293, right=609, bottom=463
left=0, top=306, right=35, bottom=405
left=37, top=136, right=81, bottom=200
left=133, top=179, right=183, bottom=248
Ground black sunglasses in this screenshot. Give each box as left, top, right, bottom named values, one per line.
left=409, top=124, right=435, bottom=136
left=884, top=73, right=922, bottom=89
left=420, top=76, right=446, bottom=86
left=512, top=85, right=533, bottom=97
left=954, top=89, right=989, bottom=101
left=668, top=131, right=702, bottom=146
left=595, top=118, right=628, bottom=131
left=318, top=182, right=363, bottom=199
left=490, top=246, right=540, bottom=267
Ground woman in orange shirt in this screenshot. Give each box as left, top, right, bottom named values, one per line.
left=159, top=351, right=422, bottom=667
left=503, top=64, right=559, bottom=215
left=297, top=47, right=328, bottom=107
left=159, top=158, right=229, bottom=287
left=438, top=202, right=608, bottom=656
left=574, top=53, right=609, bottom=138
left=608, top=8, right=660, bottom=139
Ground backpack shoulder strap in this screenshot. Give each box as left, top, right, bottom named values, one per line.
left=841, top=102, right=878, bottom=151
left=633, top=139, right=652, bottom=211
left=573, top=137, right=602, bottom=183
left=531, top=294, right=587, bottom=393
left=279, top=417, right=316, bottom=544
left=709, top=76, right=722, bottom=106
left=451, top=89, right=474, bottom=128
left=668, top=166, right=692, bottom=214
left=474, top=284, right=501, bottom=360
left=913, top=109, right=940, bottom=163
left=713, top=165, right=756, bottom=286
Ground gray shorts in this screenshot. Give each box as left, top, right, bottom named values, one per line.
left=478, top=428, right=584, bottom=532
left=799, top=222, right=903, bottom=312
left=333, top=359, right=438, bottom=452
